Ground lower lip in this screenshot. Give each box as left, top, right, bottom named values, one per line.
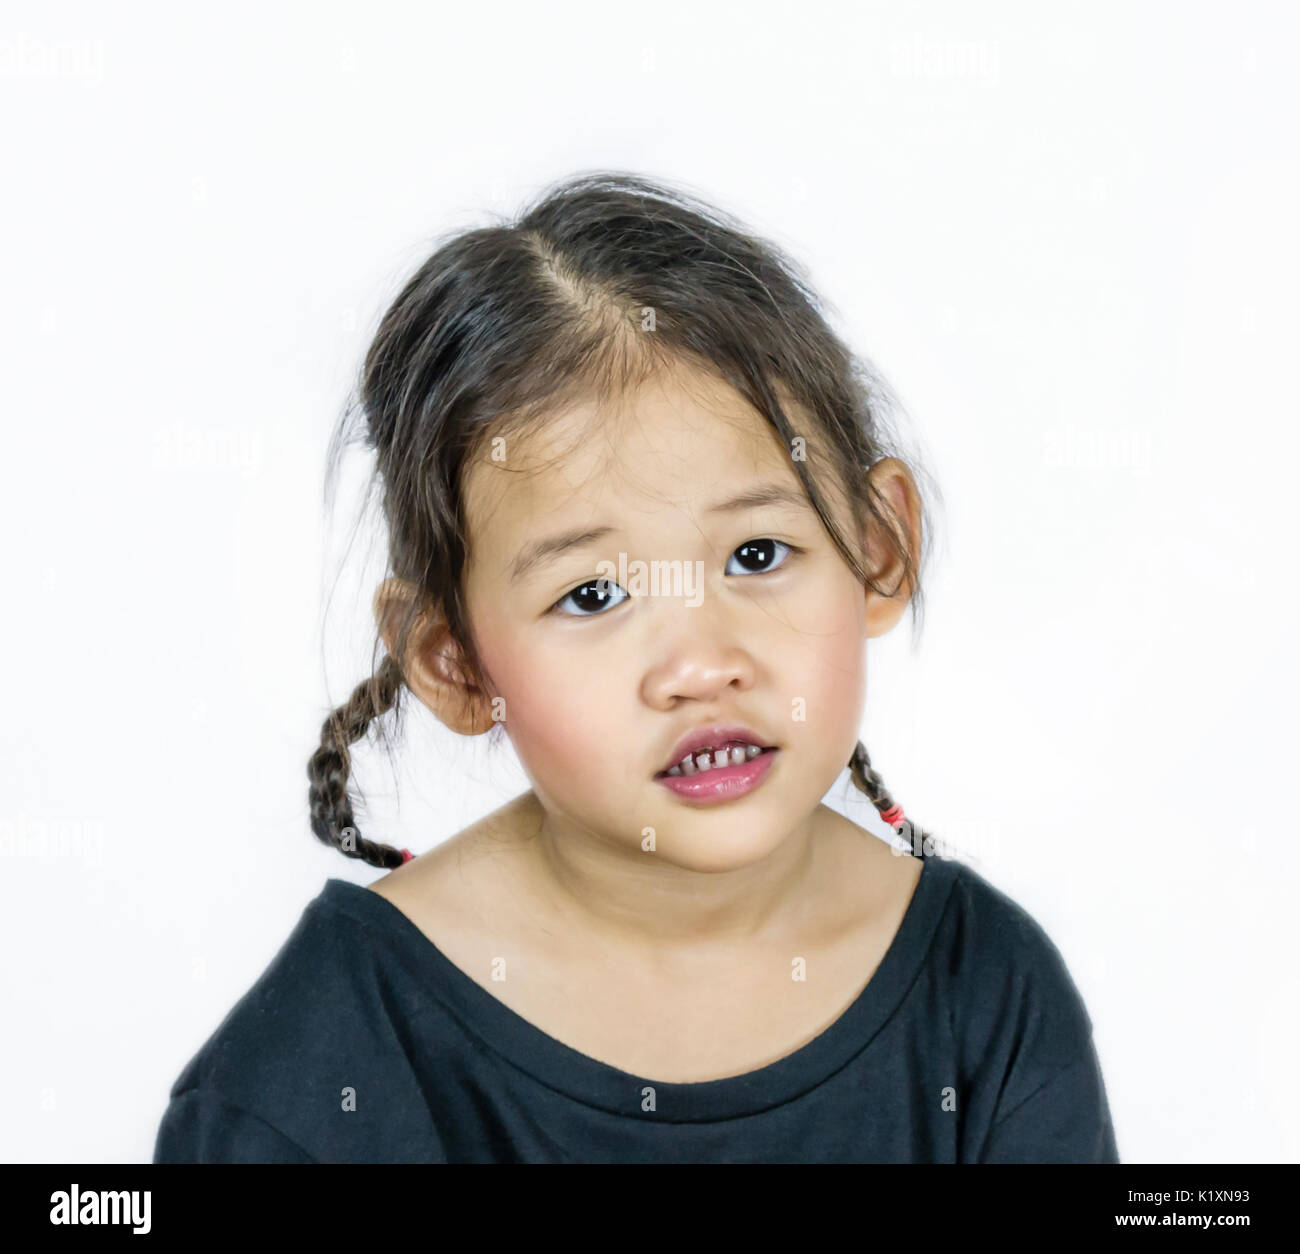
left=654, top=749, right=779, bottom=803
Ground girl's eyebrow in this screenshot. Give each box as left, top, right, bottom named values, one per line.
left=509, top=525, right=617, bottom=584
left=507, top=482, right=810, bottom=584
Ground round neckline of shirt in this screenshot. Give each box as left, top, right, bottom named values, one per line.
left=319, top=852, right=961, bottom=1123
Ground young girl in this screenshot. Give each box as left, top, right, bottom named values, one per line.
left=154, top=171, right=1118, bottom=1164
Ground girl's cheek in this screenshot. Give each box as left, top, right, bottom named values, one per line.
left=483, top=635, right=611, bottom=771
left=781, top=582, right=868, bottom=756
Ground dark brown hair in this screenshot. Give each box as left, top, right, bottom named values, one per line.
left=308, top=170, right=942, bottom=869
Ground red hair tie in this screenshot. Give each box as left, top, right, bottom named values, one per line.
left=400, top=848, right=415, bottom=864
left=879, top=804, right=905, bottom=828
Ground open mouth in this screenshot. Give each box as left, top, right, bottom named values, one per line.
left=655, top=742, right=777, bottom=778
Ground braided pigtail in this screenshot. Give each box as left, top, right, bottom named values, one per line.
left=848, top=739, right=935, bottom=858
left=307, top=654, right=414, bottom=869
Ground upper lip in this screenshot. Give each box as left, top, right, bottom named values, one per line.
left=655, top=723, right=777, bottom=776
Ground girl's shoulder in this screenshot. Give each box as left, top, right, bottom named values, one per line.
left=812, top=816, right=1100, bottom=1058
left=156, top=873, right=452, bottom=1162
left=928, top=854, right=1103, bottom=1091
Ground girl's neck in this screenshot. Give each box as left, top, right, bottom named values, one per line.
left=499, top=790, right=870, bottom=965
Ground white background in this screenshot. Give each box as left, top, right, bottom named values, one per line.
left=2, top=0, right=1296, bottom=1164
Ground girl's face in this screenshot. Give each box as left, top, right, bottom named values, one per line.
left=460, top=362, right=887, bottom=873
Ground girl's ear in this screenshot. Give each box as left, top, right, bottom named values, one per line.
left=372, top=578, right=498, bottom=735
left=861, top=458, right=922, bottom=639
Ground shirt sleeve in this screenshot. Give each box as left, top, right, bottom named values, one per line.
left=978, top=1046, right=1120, bottom=1163
left=153, top=1087, right=318, bottom=1164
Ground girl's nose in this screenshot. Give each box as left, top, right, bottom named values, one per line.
left=641, top=617, right=757, bottom=707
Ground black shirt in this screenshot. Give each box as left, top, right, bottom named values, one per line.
left=153, top=852, right=1119, bottom=1163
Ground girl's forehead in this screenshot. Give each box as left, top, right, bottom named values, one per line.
left=465, top=371, right=804, bottom=536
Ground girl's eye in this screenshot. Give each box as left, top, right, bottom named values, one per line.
left=550, top=539, right=797, bottom=618
left=551, top=575, right=629, bottom=618
left=725, top=537, right=794, bottom=577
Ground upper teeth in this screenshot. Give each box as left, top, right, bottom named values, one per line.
left=665, top=742, right=765, bottom=776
